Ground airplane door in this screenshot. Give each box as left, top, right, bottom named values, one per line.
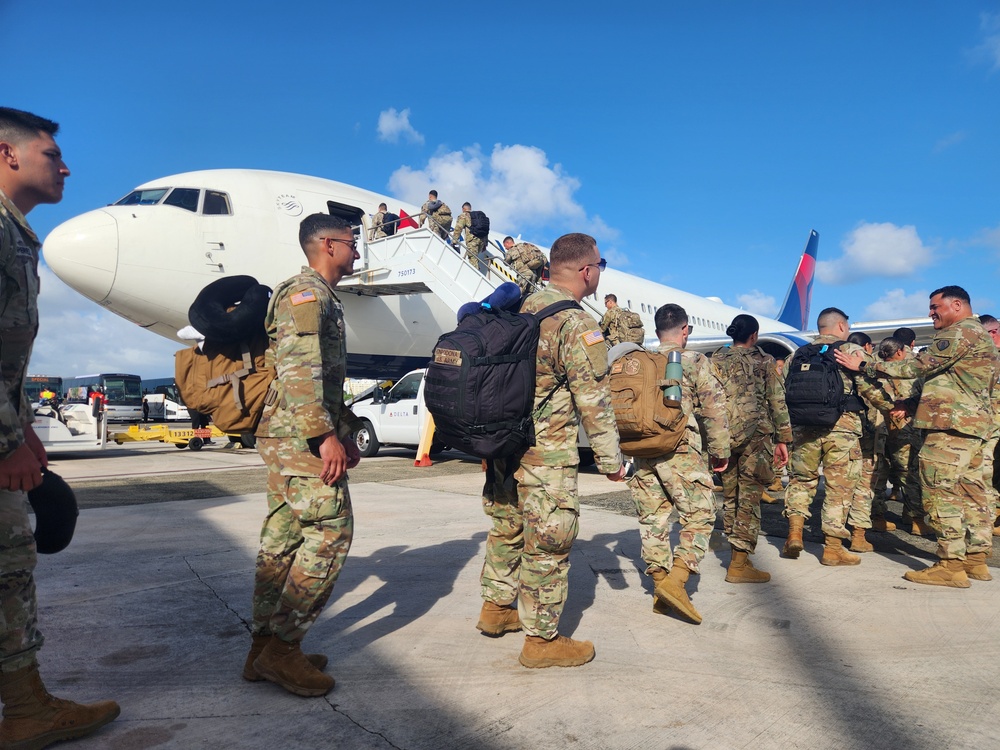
left=379, top=371, right=423, bottom=444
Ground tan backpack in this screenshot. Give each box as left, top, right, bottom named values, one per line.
left=609, top=348, right=687, bottom=458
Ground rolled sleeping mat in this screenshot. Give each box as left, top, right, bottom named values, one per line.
left=188, top=275, right=272, bottom=343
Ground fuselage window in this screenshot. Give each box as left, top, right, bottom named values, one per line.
left=114, top=188, right=168, bottom=206
left=203, top=190, right=232, bottom=215
left=163, top=188, right=200, bottom=212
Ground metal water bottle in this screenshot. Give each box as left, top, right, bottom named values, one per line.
left=664, top=350, right=682, bottom=404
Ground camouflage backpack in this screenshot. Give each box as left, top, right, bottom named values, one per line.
left=619, top=309, right=645, bottom=345
left=712, top=345, right=766, bottom=451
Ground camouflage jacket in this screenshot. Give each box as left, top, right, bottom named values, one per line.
left=0, top=190, right=40, bottom=458
left=369, top=210, right=386, bottom=240
left=521, top=284, right=622, bottom=472
left=863, top=317, right=998, bottom=438
left=713, top=344, right=792, bottom=446
left=658, top=342, right=731, bottom=459
left=256, top=266, right=361, bottom=443
left=421, top=200, right=452, bottom=230
left=599, top=307, right=626, bottom=345
left=451, top=211, right=471, bottom=244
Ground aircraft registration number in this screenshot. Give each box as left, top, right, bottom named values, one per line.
left=397, top=268, right=416, bottom=277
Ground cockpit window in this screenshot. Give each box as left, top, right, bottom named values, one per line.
left=163, top=188, right=200, bottom=212
left=114, top=188, right=168, bottom=206
left=203, top=190, right=231, bottom=215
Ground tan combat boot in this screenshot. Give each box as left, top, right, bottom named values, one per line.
left=821, top=536, right=861, bottom=566
left=0, top=663, right=120, bottom=749
left=243, top=634, right=328, bottom=681
left=903, top=559, right=970, bottom=588
left=850, top=527, right=874, bottom=553
left=476, top=601, right=522, bottom=637
left=725, top=548, right=771, bottom=583
left=760, top=491, right=780, bottom=504
left=963, top=552, right=993, bottom=582
left=652, top=563, right=702, bottom=624
left=871, top=515, right=896, bottom=532
left=902, top=512, right=935, bottom=537
left=253, top=637, right=335, bottom=696
left=518, top=635, right=595, bottom=668
left=782, top=516, right=805, bottom=559
left=769, top=475, right=784, bottom=492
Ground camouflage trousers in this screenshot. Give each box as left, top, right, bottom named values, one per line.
left=479, top=457, right=522, bottom=605
left=878, top=427, right=924, bottom=518
left=0, top=491, right=42, bottom=672
left=511, top=264, right=540, bottom=296
left=430, top=216, right=452, bottom=242
left=721, top=433, right=775, bottom=554
left=465, top=236, right=488, bottom=275
left=784, top=427, right=861, bottom=540
left=848, top=429, right=886, bottom=530
left=253, top=438, right=354, bottom=643
left=919, top=431, right=993, bottom=560
left=983, top=435, right=999, bottom=514
left=515, top=463, right=580, bottom=640
left=627, top=449, right=715, bottom=574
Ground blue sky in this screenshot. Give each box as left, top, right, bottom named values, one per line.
left=6, top=1, right=1000, bottom=378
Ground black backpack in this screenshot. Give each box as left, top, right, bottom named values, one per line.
left=382, top=212, right=399, bottom=236
left=469, top=210, right=491, bottom=238
left=424, top=300, right=581, bottom=458
left=784, top=342, right=864, bottom=427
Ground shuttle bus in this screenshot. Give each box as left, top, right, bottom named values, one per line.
left=63, top=373, right=143, bottom=422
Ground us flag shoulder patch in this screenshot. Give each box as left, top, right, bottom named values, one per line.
left=291, top=290, right=317, bottom=306
left=582, top=329, right=605, bottom=346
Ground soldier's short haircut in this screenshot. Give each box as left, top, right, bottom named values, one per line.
left=878, top=336, right=904, bottom=361
left=428, top=190, right=438, bottom=198
left=0, top=107, right=59, bottom=145
left=462, top=202, right=471, bottom=210
left=503, top=236, right=515, bottom=244
left=931, top=285, right=970, bottom=305
left=549, top=233, right=596, bottom=270
left=604, top=294, right=617, bottom=303
left=298, top=213, right=353, bottom=251
left=726, top=313, right=758, bottom=343
left=378, top=202, right=387, bottom=210
left=892, top=326, right=916, bottom=346
left=655, top=303, right=688, bottom=334
left=979, top=314, right=998, bottom=326
left=847, top=331, right=871, bottom=347
left=816, top=307, right=849, bottom=331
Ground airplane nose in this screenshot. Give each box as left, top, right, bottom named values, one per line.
left=42, top=209, right=118, bottom=302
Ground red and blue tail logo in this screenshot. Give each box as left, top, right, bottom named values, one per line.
left=776, top=230, right=818, bottom=331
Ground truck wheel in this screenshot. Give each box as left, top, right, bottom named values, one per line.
left=356, top=420, right=380, bottom=458
left=175, top=442, right=188, bottom=450
left=189, top=437, right=204, bottom=451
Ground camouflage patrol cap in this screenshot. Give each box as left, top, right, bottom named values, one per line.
left=27, top=468, right=79, bottom=554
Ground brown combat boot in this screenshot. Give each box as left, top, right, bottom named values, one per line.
left=243, top=634, right=328, bottom=681
left=850, top=527, right=874, bottom=553
left=0, top=663, right=120, bottom=749
left=769, top=476, right=784, bottom=492
left=760, top=491, right=780, bottom=504
left=725, top=548, right=771, bottom=583
left=253, top=637, right=335, bottom=696
left=821, top=536, right=861, bottom=566
left=782, top=516, right=805, bottom=559
left=652, top=563, right=702, bottom=624
left=476, top=601, right=522, bottom=637
left=903, top=558, right=970, bottom=588
left=902, top=512, right=935, bottom=537
left=963, top=552, right=993, bottom=581
left=518, top=635, right=595, bottom=668
left=871, top=515, right=896, bottom=532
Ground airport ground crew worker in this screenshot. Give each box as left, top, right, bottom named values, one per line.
left=714, top=314, right=790, bottom=584
left=0, top=107, right=120, bottom=748
left=837, top=286, right=999, bottom=587
left=452, top=202, right=488, bottom=274
left=502, top=236, right=545, bottom=295
left=628, top=304, right=729, bottom=624
left=515, top=234, right=624, bottom=669
left=248, top=213, right=363, bottom=695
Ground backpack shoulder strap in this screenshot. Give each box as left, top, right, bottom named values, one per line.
left=533, top=299, right=583, bottom=321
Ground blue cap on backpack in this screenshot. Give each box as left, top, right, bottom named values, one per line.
left=457, top=282, right=522, bottom=322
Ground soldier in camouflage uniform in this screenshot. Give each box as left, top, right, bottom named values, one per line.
left=516, top=234, right=624, bottom=669
left=0, top=108, right=119, bottom=748
left=783, top=308, right=893, bottom=566
left=419, top=189, right=452, bottom=242
left=837, top=286, right=999, bottom=587
left=369, top=202, right=387, bottom=241
left=626, top=304, right=729, bottom=626
left=247, top=214, right=363, bottom=696
left=977, top=315, right=1000, bottom=536
left=452, top=202, right=488, bottom=274
left=599, top=295, right=627, bottom=346
left=714, top=314, right=791, bottom=584
left=502, top=236, right=545, bottom=295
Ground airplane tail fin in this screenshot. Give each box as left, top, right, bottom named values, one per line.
left=776, top=230, right=819, bottom=331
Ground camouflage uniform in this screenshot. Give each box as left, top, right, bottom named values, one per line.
left=861, top=318, right=999, bottom=560
left=369, top=210, right=386, bottom=241
left=479, top=456, right=522, bottom=605
left=253, top=266, right=361, bottom=644
left=503, top=243, right=544, bottom=295
left=599, top=307, right=626, bottom=346
left=0, top=191, right=44, bottom=671
left=517, top=285, right=621, bottom=639
left=627, top=343, right=730, bottom=573
left=451, top=212, right=488, bottom=274
left=784, top=336, right=893, bottom=540
left=878, top=369, right=924, bottom=520
left=714, top=346, right=792, bottom=553
left=420, top=200, right=452, bottom=241
left=849, top=396, right=890, bottom=529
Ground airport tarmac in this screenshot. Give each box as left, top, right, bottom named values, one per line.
left=30, top=444, right=1000, bottom=749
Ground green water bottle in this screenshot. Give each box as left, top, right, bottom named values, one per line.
left=664, top=350, right=682, bottom=403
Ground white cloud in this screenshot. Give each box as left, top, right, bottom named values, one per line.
left=932, top=130, right=967, bottom=153
left=388, top=143, right=616, bottom=240
left=602, top=246, right=630, bottom=269
left=862, top=288, right=931, bottom=321
left=736, top=290, right=778, bottom=317
left=376, top=108, right=424, bottom=145
left=31, top=265, right=180, bottom=379
left=972, top=12, right=1000, bottom=71
left=815, top=222, right=934, bottom=285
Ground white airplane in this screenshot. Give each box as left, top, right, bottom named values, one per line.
left=41, top=169, right=932, bottom=378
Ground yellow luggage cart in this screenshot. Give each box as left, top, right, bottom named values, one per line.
left=110, top=424, right=230, bottom=451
